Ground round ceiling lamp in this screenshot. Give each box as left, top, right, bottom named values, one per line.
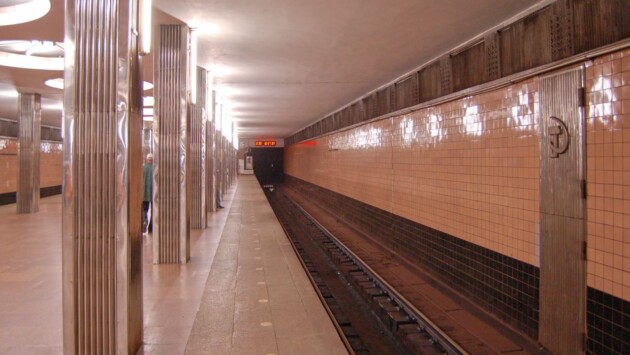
left=0, top=0, right=51, bottom=27
left=0, top=39, right=63, bottom=70
left=44, top=77, right=63, bottom=89
left=45, top=77, right=154, bottom=91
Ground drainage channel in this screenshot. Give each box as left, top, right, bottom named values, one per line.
left=266, top=187, right=467, bottom=355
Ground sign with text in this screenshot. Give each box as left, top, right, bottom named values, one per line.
left=255, top=140, right=277, bottom=147
left=248, top=138, right=284, bottom=148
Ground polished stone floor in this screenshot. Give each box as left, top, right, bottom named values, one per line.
left=0, top=177, right=347, bottom=354
left=185, top=176, right=347, bottom=354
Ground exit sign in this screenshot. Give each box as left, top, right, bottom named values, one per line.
left=255, top=140, right=277, bottom=147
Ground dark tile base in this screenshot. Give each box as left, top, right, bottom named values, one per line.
left=40, top=185, right=62, bottom=198
left=587, top=287, right=630, bottom=354
left=0, top=191, right=15, bottom=206
left=285, top=175, right=540, bottom=338
left=0, top=185, right=62, bottom=206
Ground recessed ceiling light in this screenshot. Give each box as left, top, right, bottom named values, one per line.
left=0, top=39, right=63, bottom=70
left=143, top=96, right=154, bottom=107
left=42, top=102, right=63, bottom=111
left=44, top=78, right=153, bottom=92
left=44, top=78, right=63, bottom=90
left=210, top=64, right=232, bottom=78
left=0, top=89, right=18, bottom=98
left=0, top=0, right=51, bottom=27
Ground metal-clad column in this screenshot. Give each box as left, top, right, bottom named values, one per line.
left=17, top=93, right=41, bottom=214
left=205, top=90, right=216, bottom=213
left=62, top=0, right=143, bottom=353
left=153, top=24, right=191, bottom=264
left=539, top=67, right=586, bottom=354
left=221, top=138, right=227, bottom=195
left=215, top=101, right=223, bottom=203
left=190, top=67, right=206, bottom=229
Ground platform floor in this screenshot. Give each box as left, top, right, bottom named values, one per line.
left=0, top=176, right=347, bottom=355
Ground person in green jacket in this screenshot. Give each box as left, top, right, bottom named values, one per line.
left=142, top=153, right=153, bottom=234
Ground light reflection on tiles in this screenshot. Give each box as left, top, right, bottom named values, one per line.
left=585, top=48, right=630, bottom=301
left=288, top=79, right=541, bottom=266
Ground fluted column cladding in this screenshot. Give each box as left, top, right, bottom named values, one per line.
left=215, top=121, right=223, bottom=201
left=153, top=24, right=191, bottom=264
left=190, top=67, right=206, bottom=229
left=205, top=91, right=216, bottom=213
left=17, top=93, right=41, bottom=214
left=62, top=0, right=143, bottom=354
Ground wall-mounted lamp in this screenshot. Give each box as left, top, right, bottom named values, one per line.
left=139, top=0, right=152, bottom=55
left=189, top=28, right=197, bottom=104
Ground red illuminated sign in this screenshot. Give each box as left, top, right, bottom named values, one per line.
left=255, top=140, right=277, bottom=147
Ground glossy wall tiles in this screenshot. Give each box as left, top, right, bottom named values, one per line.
left=40, top=141, right=62, bottom=189
left=286, top=48, right=630, bottom=351
left=0, top=138, right=62, bottom=195
left=585, top=48, right=630, bottom=353
left=63, top=0, right=144, bottom=353
left=16, top=93, right=41, bottom=213
left=153, top=24, right=191, bottom=264
left=286, top=79, right=541, bottom=266
left=0, top=138, right=18, bottom=194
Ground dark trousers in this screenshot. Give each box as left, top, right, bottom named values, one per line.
left=142, top=201, right=152, bottom=233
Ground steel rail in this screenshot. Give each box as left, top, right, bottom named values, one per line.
left=287, top=196, right=469, bottom=355
left=271, top=196, right=357, bottom=355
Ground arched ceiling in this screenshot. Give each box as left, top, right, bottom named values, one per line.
left=0, top=0, right=546, bottom=137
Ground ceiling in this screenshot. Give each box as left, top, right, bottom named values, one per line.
left=0, top=0, right=545, bottom=138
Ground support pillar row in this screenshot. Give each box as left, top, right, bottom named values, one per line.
left=17, top=93, right=40, bottom=214
left=153, top=24, right=191, bottom=264
left=190, top=67, right=207, bottom=229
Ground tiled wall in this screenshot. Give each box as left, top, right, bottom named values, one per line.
left=286, top=79, right=541, bottom=266
left=585, top=49, right=630, bottom=353
left=286, top=48, right=630, bottom=349
left=0, top=138, right=18, bottom=194
left=286, top=175, right=540, bottom=337
left=0, top=137, right=62, bottom=194
left=585, top=49, right=630, bottom=302
left=285, top=78, right=542, bottom=337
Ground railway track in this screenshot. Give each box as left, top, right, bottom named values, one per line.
left=266, top=187, right=467, bottom=355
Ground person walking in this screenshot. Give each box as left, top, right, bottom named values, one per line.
left=142, top=153, right=153, bottom=234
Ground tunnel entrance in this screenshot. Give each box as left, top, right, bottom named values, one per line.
left=251, top=147, right=284, bottom=186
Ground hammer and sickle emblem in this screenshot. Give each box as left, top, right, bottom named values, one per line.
left=548, top=116, right=569, bottom=158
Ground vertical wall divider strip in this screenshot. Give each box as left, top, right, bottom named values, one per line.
left=63, top=0, right=143, bottom=353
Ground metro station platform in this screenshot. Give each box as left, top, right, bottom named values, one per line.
left=0, top=176, right=347, bottom=354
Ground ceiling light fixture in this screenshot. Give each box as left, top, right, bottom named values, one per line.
left=143, top=96, right=154, bottom=107
left=44, top=78, right=63, bottom=90
left=0, top=39, right=63, bottom=70
left=0, top=89, right=18, bottom=98
left=0, top=0, right=51, bottom=27
left=42, top=102, right=63, bottom=111
left=0, top=51, right=63, bottom=70
left=139, top=0, right=152, bottom=55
